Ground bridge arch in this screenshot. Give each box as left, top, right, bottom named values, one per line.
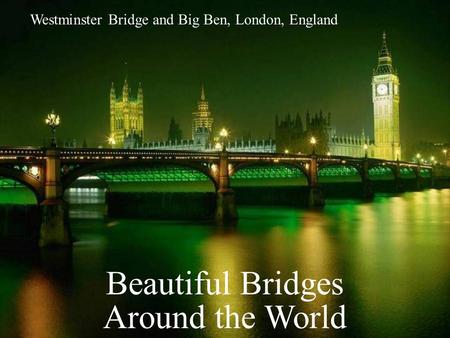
left=61, top=160, right=219, bottom=191
left=230, top=161, right=310, bottom=184
left=419, top=167, right=432, bottom=178
left=398, top=166, right=419, bottom=179
left=368, top=164, right=396, bottom=179
left=0, top=167, right=43, bottom=203
left=318, top=162, right=363, bottom=180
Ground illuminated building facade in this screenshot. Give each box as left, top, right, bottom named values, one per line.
left=192, top=85, right=214, bottom=146
left=116, top=33, right=399, bottom=158
left=110, top=78, right=144, bottom=148
left=139, top=85, right=275, bottom=152
left=372, top=32, right=401, bottom=160
left=276, top=33, right=402, bottom=159
left=275, top=112, right=373, bottom=157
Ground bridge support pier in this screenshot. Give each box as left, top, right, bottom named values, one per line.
left=40, top=199, right=70, bottom=247
left=308, top=156, right=325, bottom=207
left=361, top=180, right=374, bottom=200
left=361, top=159, right=374, bottom=200
left=308, top=187, right=325, bottom=207
left=393, top=162, right=403, bottom=192
left=39, top=149, right=71, bottom=247
left=215, top=151, right=238, bottom=223
left=394, top=177, right=404, bottom=193
left=216, top=190, right=238, bottom=223
left=414, top=167, right=423, bottom=190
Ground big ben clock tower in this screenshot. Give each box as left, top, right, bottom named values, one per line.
left=372, top=32, right=401, bottom=160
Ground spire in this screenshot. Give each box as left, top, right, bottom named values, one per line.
left=379, top=31, right=390, bottom=58
left=110, top=82, right=115, bottom=97
left=122, top=77, right=129, bottom=101
left=200, top=84, right=206, bottom=101
left=295, top=113, right=303, bottom=131
left=196, top=83, right=209, bottom=113
left=375, top=31, right=395, bottom=75
left=137, top=82, right=143, bottom=101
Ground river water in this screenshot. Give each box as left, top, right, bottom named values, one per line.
left=0, top=188, right=449, bottom=337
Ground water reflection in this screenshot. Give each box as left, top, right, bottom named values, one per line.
left=65, top=188, right=106, bottom=219
left=0, top=189, right=448, bottom=337
left=202, top=233, right=259, bottom=338
left=18, top=272, right=65, bottom=338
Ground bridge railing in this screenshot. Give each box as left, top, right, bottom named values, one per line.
left=0, top=147, right=45, bottom=159
left=0, top=147, right=434, bottom=170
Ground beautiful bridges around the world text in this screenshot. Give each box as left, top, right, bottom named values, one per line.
left=0, top=147, right=446, bottom=247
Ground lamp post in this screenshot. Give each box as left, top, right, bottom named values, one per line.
left=45, top=111, right=60, bottom=147
left=219, top=128, right=229, bottom=151
left=416, top=153, right=421, bottom=164
left=107, top=135, right=116, bottom=148
left=310, top=136, right=317, bottom=155
left=430, top=156, right=435, bottom=166
left=363, top=143, right=368, bottom=159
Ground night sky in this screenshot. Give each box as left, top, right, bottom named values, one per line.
left=0, top=0, right=448, bottom=146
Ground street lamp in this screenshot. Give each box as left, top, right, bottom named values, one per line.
left=219, top=128, right=229, bottom=151
left=284, top=149, right=289, bottom=154
left=310, top=136, right=317, bottom=155
left=416, top=153, right=421, bottom=163
left=45, top=110, right=60, bottom=147
left=107, top=134, right=116, bottom=148
left=363, top=143, right=368, bottom=158
left=30, top=166, right=39, bottom=177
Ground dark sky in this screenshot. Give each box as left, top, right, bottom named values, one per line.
left=0, top=0, right=448, bottom=146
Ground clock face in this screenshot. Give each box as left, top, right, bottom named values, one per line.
left=377, top=84, right=388, bottom=95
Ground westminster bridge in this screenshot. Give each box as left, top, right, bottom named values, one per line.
left=0, top=147, right=447, bottom=247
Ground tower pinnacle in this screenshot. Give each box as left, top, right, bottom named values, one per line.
left=374, top=31, right=395, bottom=75
left=379, top=31, right=390, bottom=58
left=122, top=77, right=129, bottom=101
left=137, top=82, right=143, bottom=101
left=200, top=84, right=206, bottom=101
left=192, top=84, right=213, bottom=141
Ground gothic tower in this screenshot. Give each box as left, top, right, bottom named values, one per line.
left=192, top=84, right=213, bottom=145
left=372, top=32, right=401, bottom=160
left=109, top=78, right=144, bottom=148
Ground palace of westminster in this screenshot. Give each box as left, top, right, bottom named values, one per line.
left=109, top=33, right=401, bottom=160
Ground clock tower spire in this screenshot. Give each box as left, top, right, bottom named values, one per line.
left=372, top=32, right=401, bottom=160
